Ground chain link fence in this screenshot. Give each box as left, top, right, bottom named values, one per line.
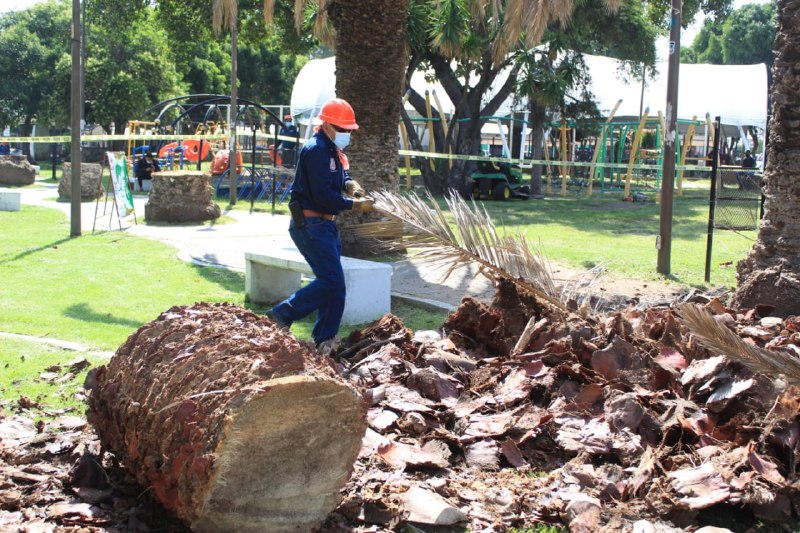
left=714, top=168, right=763, bottom=231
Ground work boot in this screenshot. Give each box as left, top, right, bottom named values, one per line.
left=266, top=310, right=291, bottom=331
left=315, top=335, right=341, bottom=358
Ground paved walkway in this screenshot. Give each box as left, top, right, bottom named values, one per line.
left=18, top=179, right=495, bottom=310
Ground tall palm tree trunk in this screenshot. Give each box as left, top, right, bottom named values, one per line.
left=732, top=0, right=800, bottom=316
left=330, top=0, right=408, bottom=257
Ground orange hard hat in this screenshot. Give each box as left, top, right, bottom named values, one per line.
left=318, top=98, right=359, bottom=130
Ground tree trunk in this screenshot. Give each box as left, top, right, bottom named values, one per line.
left=22, top=116, right=32, bottom=160
left=528, top=103, right=547, bottom=198
left=732, top=0, right=800, bottom=316
left=86, top=302, right=367, bottom=532
left=331, top=0, right=409, bottom=257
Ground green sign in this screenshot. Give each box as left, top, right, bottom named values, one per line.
left=106, top=152, right=134, bottom=216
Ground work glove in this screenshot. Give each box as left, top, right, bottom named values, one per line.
left=345, top=180, right=365, bottom=198
left=351, top=198, right=375, bottom=213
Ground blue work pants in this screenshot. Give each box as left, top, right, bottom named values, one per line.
left=270, top=218, right=345, bottom=344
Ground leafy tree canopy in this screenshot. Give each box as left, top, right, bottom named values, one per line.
left=0, top=0, right=70, bottom=130
left=155, top=0, right=312, bottom=99
left=683, top=1, right=776, bottom=66
left=1, top=0, right=311, bottom=132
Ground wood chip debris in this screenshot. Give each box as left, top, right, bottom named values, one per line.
left=3, top=284, right=800, bottom=531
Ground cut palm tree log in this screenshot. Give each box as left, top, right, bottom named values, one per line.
left=86, top=302, right=366, bottom=533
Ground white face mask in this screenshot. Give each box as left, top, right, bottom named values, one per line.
left=333, top=131, right=351, bottom=150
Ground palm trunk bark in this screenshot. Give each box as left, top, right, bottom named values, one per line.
left=732, top=0, right=800, bottom=316
left=87, top=302, right=366, bottom=532
left=331, top=0, right=409, bottom=257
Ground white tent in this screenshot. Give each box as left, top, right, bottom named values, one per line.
left=289, top=56, right=337, bottom=127
left=290, top=54, right=768, bottom=134
left=581, top=54, right=768, bottom=131
left=289, top=56, right=517, bottom=120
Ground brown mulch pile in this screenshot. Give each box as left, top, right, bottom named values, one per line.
left=2, top=280, right=800, bottom=532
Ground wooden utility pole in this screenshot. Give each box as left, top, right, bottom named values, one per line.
left=657, top=0, right=682, bottom=276
left=70, top=0, right=82, bottom=237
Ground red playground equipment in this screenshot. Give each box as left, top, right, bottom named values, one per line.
left=211, top=149, right=243, bottom=175
left=158, top=139, right=211, bottom=162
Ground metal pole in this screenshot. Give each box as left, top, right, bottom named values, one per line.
left=70, top=0, right=82, bottom=237
left=250, top=125, right=256, bottom=212
left=704, top=117, right=721, bottom=283
left=657, top=0, right=682, bottom=276
left=271, top=127, right=277, bottom=214
left=51, top=142, right=57, bottom=180
left=639, top=63, right=646, bottom=119
left=228, top=12, right=238, bottom=206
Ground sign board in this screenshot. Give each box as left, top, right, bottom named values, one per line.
left=106, top=152, right=134, bottom=216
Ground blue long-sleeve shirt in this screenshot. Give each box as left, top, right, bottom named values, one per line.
left=277, top=124, right=299, bottom=149
left=289, top=131, right=354, bottom=215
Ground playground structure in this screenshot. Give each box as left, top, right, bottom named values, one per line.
left=400, top=109, right=721, bottom=199
left=536, top=111, right=765, bottom=199
left=439, top=108, right=762, bottom=200
left=383, top=52, right=768, bottom=196
left=123, top=95, right=297, bottom=206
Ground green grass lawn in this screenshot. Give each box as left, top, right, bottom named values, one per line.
left=0, top=203, right=447, bottom=413
left=0, top=335, right=104, bottom=416
left=36, top=163, right=752, bottom=289
left=0, top=206, right=246, bottom=352
left=5, top=166, right=758, bottom=416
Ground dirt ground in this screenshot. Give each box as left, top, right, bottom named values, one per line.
left=395, top=257, right=705, bottom=312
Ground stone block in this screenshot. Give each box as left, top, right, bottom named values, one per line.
left=144, top=170, right=221, bottom=223
left=59, top=162, right=104, bottom=200
left=0, top=155, right=36, bottom=186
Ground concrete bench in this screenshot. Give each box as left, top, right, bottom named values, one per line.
left=0, top=190, right=21, bottom=211
left=245, top=249, right=392, bottom=325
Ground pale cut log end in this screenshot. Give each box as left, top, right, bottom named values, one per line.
left=195, top=375, right=366, bottom=533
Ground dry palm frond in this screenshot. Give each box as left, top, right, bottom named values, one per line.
left=491, top=0, right=621, bottom=64
left=212, top=0, right=237, bottom=34
left=314, top=0, right=333, bottom=39
left=368, top=189, right=567, bottom=312
left=262, top=0, right=276, bottom=24
left=263, top=0, right=331, bottom=42
left=469, top=0, right=487, bottom=29
left=293, top=0, right=306, bottom=30
left=527, top=0, right=549, bottom=46
left=549, top=0, right=575, bottom=26
left=676, top=303, right=800, bottom=386
left=559, top=262, right=607, bottom=308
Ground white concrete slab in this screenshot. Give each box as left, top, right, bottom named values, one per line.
left=0, top=190, right=21, bottom=211
left=246, top=249, right=392, bottom=325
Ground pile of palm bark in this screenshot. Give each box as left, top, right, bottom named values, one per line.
left=1, top=287, right=799, bottom=531
left=318, top=279, right=800, bottom=532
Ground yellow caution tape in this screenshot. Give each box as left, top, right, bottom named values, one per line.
left=398, top=148, right=712, bottom=173
left=3, top=134, right=712, bottom=173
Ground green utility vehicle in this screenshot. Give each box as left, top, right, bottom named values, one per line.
left=467, top=160, right=530, bottom=201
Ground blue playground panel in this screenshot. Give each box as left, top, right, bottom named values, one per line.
left=214, top=167, right=293, bottom=202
